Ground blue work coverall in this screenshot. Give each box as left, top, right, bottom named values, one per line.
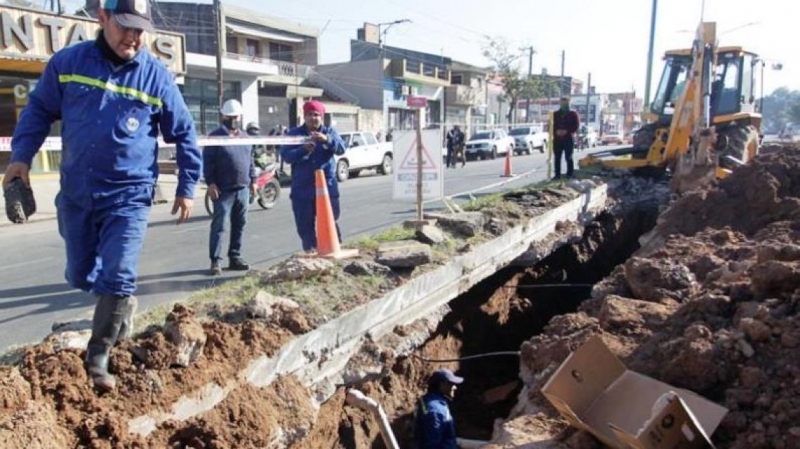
left=413, top=392, right=459, bottom=449
left=10, top=40, right=202, bottom=298
left=280, top=125, right=345, bottom=251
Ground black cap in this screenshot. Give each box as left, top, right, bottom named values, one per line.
left=104, top=0, right=154, bottom=32
left=429, top=369, right=464, bottom=386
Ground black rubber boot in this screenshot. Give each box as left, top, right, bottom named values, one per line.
left=85, top=295, right=136, bottom=392
left=117, top=296, right=138, bottom=341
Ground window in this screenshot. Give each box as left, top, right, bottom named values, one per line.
left=451, top=74, right=463, bottom=85
left=246, top=39, right=260, bottom=58
left=714, top=55, right=741, bottom=115
left=269, top=42, right=294, bottom=62
left=226, top=35, right=238, bottom=54
left=351, top=133, right=365, bottom=147
left=364, top=133, right=378, bottom=145
left=180, top=78, right=241, bottom=134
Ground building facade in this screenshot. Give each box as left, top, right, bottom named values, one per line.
left=445, top=61, right=489, bottom=136
left=149, top=2, right=321, bottom=134
left=315, top=23, right=451, bottom=135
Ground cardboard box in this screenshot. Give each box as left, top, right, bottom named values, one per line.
left=541, top=336, right=728, bottom=449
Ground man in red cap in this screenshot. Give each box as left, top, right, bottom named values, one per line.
left=280, top=100, right=346, bottom=252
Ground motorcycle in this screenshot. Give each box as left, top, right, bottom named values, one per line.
left=204, top=162, right=281, bottom=216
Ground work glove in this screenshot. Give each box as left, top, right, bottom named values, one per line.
left=3, top=177, right=36, bottom=224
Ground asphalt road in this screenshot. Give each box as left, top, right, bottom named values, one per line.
left=0, top=147, right=610, bottom=352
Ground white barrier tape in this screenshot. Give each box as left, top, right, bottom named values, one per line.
left=0, top=135, right=310, bottom=152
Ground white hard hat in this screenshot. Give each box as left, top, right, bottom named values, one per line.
left=246, top=121, right=260, bottom=131
left=220, top=99, right=244, bottom=116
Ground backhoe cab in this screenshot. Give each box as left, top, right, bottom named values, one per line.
left=579, top=22, right=762, bottom=184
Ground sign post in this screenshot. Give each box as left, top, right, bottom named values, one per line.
left=399, top=95, right=439, bottom=229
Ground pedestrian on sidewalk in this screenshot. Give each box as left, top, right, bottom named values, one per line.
left=2, top=0, right=202, bottom=392
left=280, top=100, right=346, bottom=253
left=552, top=96, right=580, bottom=179
left=413, top=369, right=464, bottom=449
left=204, top=99, right=257, bottom=275
left=445, top=125, right=466, bottom=168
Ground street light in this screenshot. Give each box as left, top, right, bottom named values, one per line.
left=378, top=19, right=412, bottom=49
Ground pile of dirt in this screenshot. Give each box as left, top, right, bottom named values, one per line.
left=0, top=305, right=298, bottom=447
left=506, top=147, right=800, bottom=449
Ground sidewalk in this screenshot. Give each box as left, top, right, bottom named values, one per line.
left=0, top=174, right=183, bottom=227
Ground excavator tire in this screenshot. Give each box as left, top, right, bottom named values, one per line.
left=716, top=124, right=760, bottom=169
left=633, top=123, right=659, bottom=152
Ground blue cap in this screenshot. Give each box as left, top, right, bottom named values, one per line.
left=104, top=0, right=154, bottom=32
left=430, top=369, right=464, bottom=385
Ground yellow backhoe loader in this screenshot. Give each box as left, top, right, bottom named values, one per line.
left=579, top=22, right=762, bottom=192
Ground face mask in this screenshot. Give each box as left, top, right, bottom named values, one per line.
left=222, top=117, right=240, bottom=130
left=247, top=129, right=259, bottom=136
left=560, top=104, right=569, bottom=111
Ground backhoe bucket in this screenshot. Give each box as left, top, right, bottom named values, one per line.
left=670, top=128, right=717, bottom=194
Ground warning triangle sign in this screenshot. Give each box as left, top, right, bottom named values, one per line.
left=399, top=138, right=439, bottom=171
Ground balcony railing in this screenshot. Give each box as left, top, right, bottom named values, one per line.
left=446, top=84, right=482, bottom=106
left=390, top=58, right=450, bottom=84
left=225, top=52, right=312, bottom=77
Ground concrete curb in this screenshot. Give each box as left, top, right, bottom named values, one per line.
left=127, top=183, right=610, bottom=437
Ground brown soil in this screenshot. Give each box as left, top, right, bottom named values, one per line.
left=508, top=147, right=800, bottom=449
left=3, top=305, right=295, bottom=447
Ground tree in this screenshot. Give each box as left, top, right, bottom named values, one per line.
left=761, top=87, right=800, bottom=133
left=482, top=37, right=557, bottom=124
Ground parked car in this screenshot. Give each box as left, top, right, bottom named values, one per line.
left=600, top=133, right=624, bottom=146
left=335, top=131, right=394, bottom=182
left=464, top=129, right=515, bottom=161
left=509, top=125, right=548, bottom=155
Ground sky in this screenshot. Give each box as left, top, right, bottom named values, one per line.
left=59, top=0, right=798, bottom=98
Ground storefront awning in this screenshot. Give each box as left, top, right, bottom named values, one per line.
left=226, top=23, right=304, bottom=43
left=0, top=54, right=47, bottom=74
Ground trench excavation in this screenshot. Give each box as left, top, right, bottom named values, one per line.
left=291, top=186, right=664, bottom=448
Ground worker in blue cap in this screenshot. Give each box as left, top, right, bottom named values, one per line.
left=3, top=0, right=202, bottom=393
left=412, top=368, right=464, bottom=449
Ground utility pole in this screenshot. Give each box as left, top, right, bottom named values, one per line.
left=644, top=0, right=658, bottom=109
left=559, top=50, right=566, bottom=96
left=214, top=0, right=225, bottom=112
left=524, top=46, right=534, bottom=124
left=585, top=73, right=591, bottom=130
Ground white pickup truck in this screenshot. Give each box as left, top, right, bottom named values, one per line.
left=464, top=129, right=515, bottom=161
left=335, top=131, right=394, bottom=182
left=509, top=125, right=549, bottom=155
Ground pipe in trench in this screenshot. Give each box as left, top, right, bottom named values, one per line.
left=345, top=389, right=400, bottom=449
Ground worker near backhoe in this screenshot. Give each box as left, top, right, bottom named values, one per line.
left=446, top=125, right=466, bottom=168
left=204, top=99, right=257, bottom=276
left=1, top=0, right=202, bottom=392
left=552, top=96, right=580, bottom=179
left=413, top=369, right=464, bottom=449
left=280, top=100, right=346, bottom=253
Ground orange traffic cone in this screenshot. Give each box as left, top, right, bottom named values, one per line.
left=314, top=169, right=358, bottom=259
left=502, top=150, right=514, bottom=177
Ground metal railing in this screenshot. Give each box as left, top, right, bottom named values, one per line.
left=224, top=52, right=312, bottom=77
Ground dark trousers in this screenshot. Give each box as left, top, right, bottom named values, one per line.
left=291, top=195, right=341, bottom=251
left=56, top=186, right=151, bottom=297
left=209, top=187, right=249, bottom=262
left=553, top=138, right=575, bottom=177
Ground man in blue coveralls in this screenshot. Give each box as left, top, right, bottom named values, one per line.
left=1, top=0, right=202, bottom=392
left=413, top=369, right=464, bottom=449
left=280, top=100, right=346, bottom=252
